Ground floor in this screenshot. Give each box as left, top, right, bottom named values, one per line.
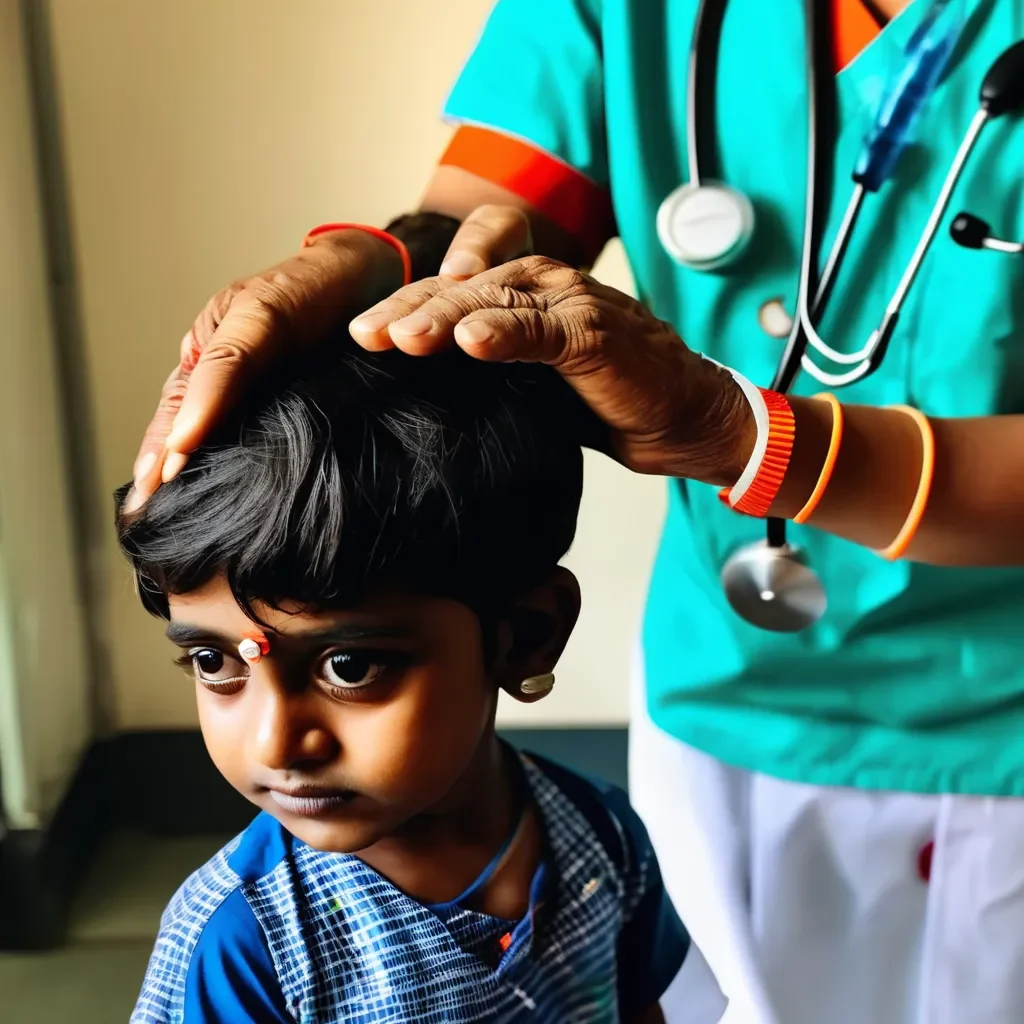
left=0, top=832, right=231, bottom=1022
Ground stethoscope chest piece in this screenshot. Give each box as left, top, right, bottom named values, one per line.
left=657, top=182, right=755, bottom=270
left=721, top=540, right=828, bottom=633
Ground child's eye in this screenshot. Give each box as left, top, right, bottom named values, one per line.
left=319, top=651, right=383, bottom=691
left=194, top=649, right=225, bottom=677
left=177, top=647, right=248, bottom=693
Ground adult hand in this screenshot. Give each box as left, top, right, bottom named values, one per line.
left=349, top=256, right=755, bottom=485
left=128, top=205, right=533, bottom=511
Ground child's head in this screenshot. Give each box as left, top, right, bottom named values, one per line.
left=116, top=347, right=583, bottom=852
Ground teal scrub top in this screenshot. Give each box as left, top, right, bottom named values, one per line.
left=445, top=0, right=1024, bottom=796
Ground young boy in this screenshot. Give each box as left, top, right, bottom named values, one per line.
left=118, top=346, right=719, bottom=1023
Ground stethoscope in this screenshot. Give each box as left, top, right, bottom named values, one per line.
left=656, top=0, right=1024, bottom=633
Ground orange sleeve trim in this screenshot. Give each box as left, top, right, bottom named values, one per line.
left=440, top=125, right=616, bottom=264
left=833, top=0, right=882, bottom=72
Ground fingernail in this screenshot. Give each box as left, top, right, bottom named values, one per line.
left=162, top=451, right=189, bottom=483
left=440, top=252, right=486, bottom=279
left=123, top=486, right=148, bottom=514
left=165, top=412, right=197, bottom=453
left=134, top=451, right=157, bottom=486
left=458, top=320, right=495, bottom=344
left=390, top=313, right=434, bottom=338
left=349, top=312, right=392, bottom=335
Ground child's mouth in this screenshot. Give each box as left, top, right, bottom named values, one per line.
left=268, top=786, right=358, bottom=818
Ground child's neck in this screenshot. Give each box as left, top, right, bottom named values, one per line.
left=356, top=734, right=538, bottom=914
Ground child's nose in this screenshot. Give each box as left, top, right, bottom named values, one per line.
left=250, top=685, right=338, bottom=771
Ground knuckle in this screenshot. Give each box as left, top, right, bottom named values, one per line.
left=238, top=291, right=286, bottom=333
left=157, top=377, right=189, bottom=410
left=200, top=337, right=251, bottom=368
left=480, top=283, right=530, bottom=309
left=518, top=254, right=559, bottom=276
left=405, top=278, right=445, bottom=303
left=557, top=266, right=589, bottom=292
left=162, top=376, right=189, bottom=401
left=202, top=283, right=243, bottom=327
left=518, top=255, right=582, bottom=289
left=515, top=257, right=590, bottom=308
left=558, top=304, right=607, bottom=365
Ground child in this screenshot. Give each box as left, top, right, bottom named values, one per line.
left=117, top=346, right=717, bottom=1023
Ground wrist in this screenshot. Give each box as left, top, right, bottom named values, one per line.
left=672, top=358, right=757, bottom=486
left=305, top=228, right=407, bottom=305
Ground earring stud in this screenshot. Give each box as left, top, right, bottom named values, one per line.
left=520, top=673, right=555, bottom=696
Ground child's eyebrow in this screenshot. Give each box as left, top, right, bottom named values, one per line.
left=165, top=622, right=410, bottom=647
left=287, top=624, right=412, bottom=645
left=165, top=623, right=233, bottom=647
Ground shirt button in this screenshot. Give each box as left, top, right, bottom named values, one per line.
left=758, top=297, right=793, bottom=339
left=916, top=840, right=935, bottom=883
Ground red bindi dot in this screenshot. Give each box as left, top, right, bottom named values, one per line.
left=916, top=840, right=935, bottom=883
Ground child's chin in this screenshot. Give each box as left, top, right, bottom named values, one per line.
left=275, top=810, right=389, bottom=855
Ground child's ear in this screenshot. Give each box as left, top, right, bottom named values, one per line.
left=495, top=567, right=581, bottom=704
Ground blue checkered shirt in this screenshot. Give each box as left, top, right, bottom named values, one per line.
left=132, top=753, right=690, bottom=1022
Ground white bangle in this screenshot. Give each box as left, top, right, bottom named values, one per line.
left=700, top=356, right=769, bottom=506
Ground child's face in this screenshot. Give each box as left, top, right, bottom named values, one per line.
left=167, top=576, right=501, bottom=853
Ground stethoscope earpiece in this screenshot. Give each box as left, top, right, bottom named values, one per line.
left=721, top=539, right=828, bottom=633
left=949, top=211, right=993, bottom=249
left=950, top=211, right=1024, bottom=255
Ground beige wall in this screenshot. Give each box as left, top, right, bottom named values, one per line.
left=47, top=0, right=666, bottom=730
left=0, top=0, right=92, bottom=826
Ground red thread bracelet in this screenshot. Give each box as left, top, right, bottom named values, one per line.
left=302, top=223, right=412, bottom=286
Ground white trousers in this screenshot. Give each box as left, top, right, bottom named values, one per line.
left=629, top=652, right=1024, bottom=1024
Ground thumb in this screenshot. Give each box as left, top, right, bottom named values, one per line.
left=439, top=205, right=533, bottom=279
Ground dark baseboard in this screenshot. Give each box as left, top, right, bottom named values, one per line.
left=0, top=726, right=626, bottom=950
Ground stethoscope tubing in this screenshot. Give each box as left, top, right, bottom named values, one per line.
left=769, top=0, right=833, bottom=396
left=677, top=0, right=1023, bottom=631
left=797, top=107, right=991, bottom=388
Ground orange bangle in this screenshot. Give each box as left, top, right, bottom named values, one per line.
left=301, top=223, right=412, bottom=286
left=877, top=405, right=935, bottom=561
left=793, top=393, right=844, bottom=524
left=729, top=389, right=796, bottom=517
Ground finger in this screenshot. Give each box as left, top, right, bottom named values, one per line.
left=133, top=365, right=183, bottom=476
left=126, top=455, right=165, bottom=513
left=349, top=278, right=447, bottom=352
left=454, top=308, right=611, bottom=453
left=161, top=451, right=190, bottom=484
left=132, top=372, right=188, bottom=503
left=165, top=297, right=278, bottom=453
left=453, top=307, right=570, bottom=365
left=177, top=285, right=241, bottom=372
left=438, top=205, right=533, bottom=280
left=383, top=257, right=571, bottom=352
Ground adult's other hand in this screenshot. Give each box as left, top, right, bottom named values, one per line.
left=128, top=229, right=402, bottom=510
left=129, top=205, right=533, bottom=512
left=349, top=256, right=755, bottom=485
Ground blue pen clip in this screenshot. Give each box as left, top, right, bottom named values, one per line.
left=853, top=0, right=967, bottom=192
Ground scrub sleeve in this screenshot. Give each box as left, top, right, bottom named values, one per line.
left=441, top=0, right=615, bottom=264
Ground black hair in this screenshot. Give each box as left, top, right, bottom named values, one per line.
left=116, top=346, right=585, bottom=621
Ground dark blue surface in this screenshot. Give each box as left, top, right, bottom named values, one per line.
left=501, top=728, right=628, bottom=792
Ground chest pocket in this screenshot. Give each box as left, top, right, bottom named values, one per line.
left=905, top=119, right=1024, bottom=416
